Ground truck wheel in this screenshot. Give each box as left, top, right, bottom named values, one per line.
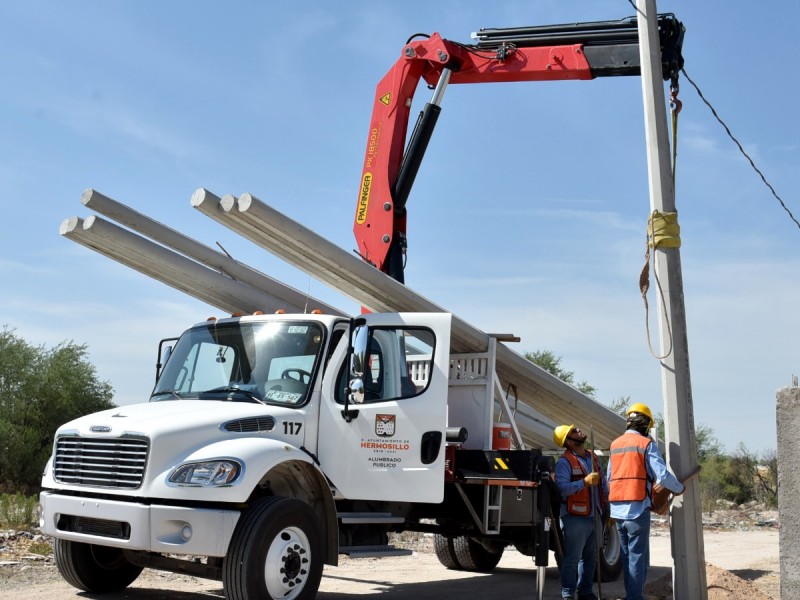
left=452, top=536, right=503, bottom=572
left=223, top=496, right=323, bottom=600
left=53, top=538, right=143, bottom=593
left=433, top=534, right=460, bottom=569
left=599, top=520, right=622, bottom=582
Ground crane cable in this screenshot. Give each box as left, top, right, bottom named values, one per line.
left=639, top=80, right=682, bottom=360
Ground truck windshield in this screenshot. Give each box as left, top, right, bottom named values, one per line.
left=151, top=320, right=324, bottom=407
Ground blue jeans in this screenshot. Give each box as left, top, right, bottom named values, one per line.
left=616, top=510, right=651, bottom=600
left=559, top=513, right=597, bottom=598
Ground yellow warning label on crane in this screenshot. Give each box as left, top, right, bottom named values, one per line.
left=380, top=93, right=391, bottom=106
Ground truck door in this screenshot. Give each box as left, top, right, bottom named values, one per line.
left=318, top=312, right=451, bottom=503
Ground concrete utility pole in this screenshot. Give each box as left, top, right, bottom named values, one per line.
left=636, top=1, right=707, bottom=598
left=777, top=386, right=800, bottom=599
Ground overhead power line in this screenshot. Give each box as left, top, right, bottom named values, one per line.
left=625, top=0, right=798, bottom=231
left=680, top=68, right=800, bottom=231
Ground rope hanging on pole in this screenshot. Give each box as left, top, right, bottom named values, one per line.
left=670, top=76, right=682, bottom=187
left=640, top=210, right=680, bottom=360
left=640, top=80, right=682, bottom=361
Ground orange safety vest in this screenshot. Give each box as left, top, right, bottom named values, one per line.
left=609, top=431, right=652, bottom=503
left=562, top=450, right=605, bottom=517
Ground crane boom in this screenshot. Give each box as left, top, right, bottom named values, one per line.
left=353, top=13, right=684, bottom=281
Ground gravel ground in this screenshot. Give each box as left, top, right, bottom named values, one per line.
left=0, top=506, right=780, bottom=600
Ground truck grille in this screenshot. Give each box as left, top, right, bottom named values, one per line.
left=54, top=436, right=149, bottom=489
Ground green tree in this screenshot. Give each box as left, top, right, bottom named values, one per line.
left=730, top=444, right=778, bottom=508
left=524, top=350, right=596, bottom=398
left=0, top=327, right=115, bottom=493
left=607, top=396, right=631, bottom=417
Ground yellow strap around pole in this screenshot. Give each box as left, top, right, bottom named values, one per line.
left=648, top=210, right=681, bottom=249
left=640, top=210, right=680, bottom=360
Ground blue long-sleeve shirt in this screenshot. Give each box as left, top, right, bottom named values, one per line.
left=606, top=430, right=685, bottom=520
left=554, top=450, right=609, bottom=519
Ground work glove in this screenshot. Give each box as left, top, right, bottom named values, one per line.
left=584, top=472, right=600, bottom=486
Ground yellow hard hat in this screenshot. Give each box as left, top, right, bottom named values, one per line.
left=553, top=424, right=574, bottom=448
left=627, top=402, right=653, bottom=427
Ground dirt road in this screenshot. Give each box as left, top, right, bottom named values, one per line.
left=0, top=528, right=778, bottom=599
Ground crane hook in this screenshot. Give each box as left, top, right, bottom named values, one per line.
left=669, top=80, right=682, bottom=113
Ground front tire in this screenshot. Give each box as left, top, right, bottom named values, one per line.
left=54, top=539, right=143, bottom=593
left=223, top=496, right=324, bottom=600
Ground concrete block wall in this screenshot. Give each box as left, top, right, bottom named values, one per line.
left=777, top=386, right=800, bottom=599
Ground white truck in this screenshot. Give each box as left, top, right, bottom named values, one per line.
left=40, top=310, right=573, bottom=600
left=41, top=11, right=688, bottom=598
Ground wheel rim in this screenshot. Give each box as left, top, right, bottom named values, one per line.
left=264, top=525, right=312, bottom=600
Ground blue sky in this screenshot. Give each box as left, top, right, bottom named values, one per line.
left=2, top=1, right=797, bottom=454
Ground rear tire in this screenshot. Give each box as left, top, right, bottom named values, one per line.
left=54, top=539, right=143, bottom=593
left=452, top=536, right=503, bottom=572
left=551, top=516, right=622, bottom=582
left=599, top=520, right=622, bottom=582
left=223, top=496, right=323, bottom=600
left=433, top=534, right=460, bottom=569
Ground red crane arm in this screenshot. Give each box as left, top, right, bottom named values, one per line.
left=353, top=35, right=593, bottom=276
left=353, top=15, right=685, bottom=281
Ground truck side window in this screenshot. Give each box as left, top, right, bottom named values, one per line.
left=324, top=326, right=347, bottom=369
left=335, top=326, right=435, bottom=403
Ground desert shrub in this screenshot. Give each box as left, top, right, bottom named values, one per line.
left=0, top=493, right=39, bottom=529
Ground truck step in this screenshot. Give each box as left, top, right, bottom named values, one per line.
left=339, top=545, right=413, bottom=558
left=337, top=512, right=405, bottom=524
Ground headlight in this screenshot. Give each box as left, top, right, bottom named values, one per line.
left=169, top=460, right=242, bottom=487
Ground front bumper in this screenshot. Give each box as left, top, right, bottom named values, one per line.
left=40, top=491, right=240, bottom=557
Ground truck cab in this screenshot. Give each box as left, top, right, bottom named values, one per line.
left=43, top=311, right=514, bottom=600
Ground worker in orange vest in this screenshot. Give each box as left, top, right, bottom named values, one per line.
left=553, top=424, right=608, bottom=600
left=607, top=403, right=684, bottom=600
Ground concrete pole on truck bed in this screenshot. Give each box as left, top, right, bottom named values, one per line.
left=60, top=215, right=295, bottom=316
left=637, top=1, right=707, bottom=598
left=82, top=188, right=344, bottom=317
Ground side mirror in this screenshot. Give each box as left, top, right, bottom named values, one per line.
left=348, top=377, right=365, bottom=405
left=349, top=324, right=368, bottom=405
left=350, top=324, right=368, bottom=378
left=342, top=320, right=368, bottom=422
